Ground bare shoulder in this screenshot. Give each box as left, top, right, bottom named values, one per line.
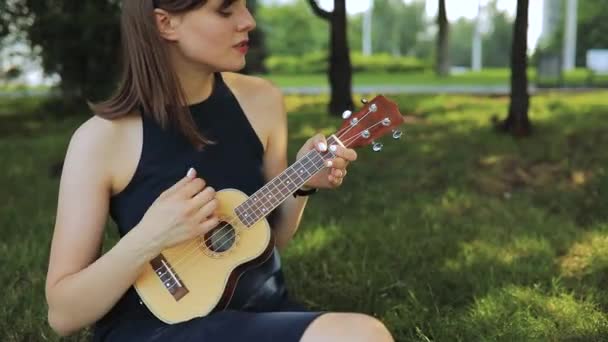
left=221, top=72, right=284, bottom=111
left=221, top=72, right=281, bottom=95
left=221, top=72, right=286, bottom=151
left=67, top=113, right=140, bottom=194
left=69, top=114, right=133, bottom=163
left=68, top=115, right=116, bottom=165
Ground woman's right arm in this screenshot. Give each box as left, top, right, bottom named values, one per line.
left=45, top=117, right=218, bottom=336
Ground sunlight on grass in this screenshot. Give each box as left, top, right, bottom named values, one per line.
left=283, top=223, right=341, bottom=259
left=3, top=90, right=608, bottom=341
left=443, top=237, right=553, bottom=273
left=284, top=94, right=329, bottom=113
left=560, top=227, right=608, bottom=278
left=461, top=285, right=608, bottom=340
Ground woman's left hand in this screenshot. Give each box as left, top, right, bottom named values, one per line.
left=295, top=133, right=357, bottom=190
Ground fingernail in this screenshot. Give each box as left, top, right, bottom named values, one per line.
left=329, top=145, right=337, bottom=152
left=318, top=142, right=327, bottom=151
left=326, top=160, right=333, bottom=167
left=187, top=167, right=195, bottom=178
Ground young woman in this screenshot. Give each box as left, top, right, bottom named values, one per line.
left=45, top=0, right=393, bottom=341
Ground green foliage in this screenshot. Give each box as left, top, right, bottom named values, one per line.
left=265, top=52, right=428, bottom=74
left=243, top=0, right=269, bottom=74
left=264, top=51, right=328, bottom=74
left=538, top=0, right=608, bottom=67
left=0, top=2, right=9, bottom=38
left=371, top=0, right=426, bottom=56
left=258, top=0, right=328, bottom=56
left=3, top=91, right=608, bottom=340
left=257, top=0, right=428, bottom=59
left=449, top=18, right=475, bottom=66
left=576, top=0, right=608, bottom=66
left=19, top=1, right=121, bottom=103
left=350, top=53, right=428, bottom=73
left=262, top=68, right=601, bottom=88
left=482, top=5, right=514, bottom=68
left=347, top=12, right=363, bottom=53
left=449, top=1, right=514, bottom=68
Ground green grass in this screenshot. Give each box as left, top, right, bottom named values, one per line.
left=265, top=68, right=608, bottom=88
left=2, top=68, right=606, bottom=95
left=2, top=91, right=608, bottom=341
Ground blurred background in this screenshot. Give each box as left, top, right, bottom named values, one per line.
left=2, top=0, right=608, bottom=341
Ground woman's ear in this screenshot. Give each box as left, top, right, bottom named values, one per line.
left=154, top=8, right=180, bottom=41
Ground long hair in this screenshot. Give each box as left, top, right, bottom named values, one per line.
left=89, top=0, right=214, bottom=150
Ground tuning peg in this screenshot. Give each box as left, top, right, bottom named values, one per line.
left=392, top=130, right=403, bottom=139
left=342, top=110, right=352, bottom=119
left=361, top=98, right=368, bottom=104
left=372, top=141, right=383, bottom=152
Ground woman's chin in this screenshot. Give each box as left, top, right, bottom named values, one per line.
left=218, top=60, right=247, bottom=73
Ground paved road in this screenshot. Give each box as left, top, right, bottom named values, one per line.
left=1, top=85, right=605, bottom=98
left=281, top=84, right=606, bottom=95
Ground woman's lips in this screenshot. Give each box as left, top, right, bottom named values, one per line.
left=234, top=41, right=249, bottom=54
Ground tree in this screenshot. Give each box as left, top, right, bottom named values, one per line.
left=4, top=0, right=269, bottom=110
left=449, top=18, right=475, bottom=66
left=447, top=2, right=514, bottom=68
left=259, top=0, right=328, bottom=56
left=436, top=0, right=450, bottom=76
left=497, top=0, right=531, bottom=136
left=3, top=0, right=121, bottom=112
left=482, top=3, right=513, bottom=68
left=0, top=3, right=9, bottom=39
left=537, top=0, right=608, bottom=67
left=307, top=0, right=353, bottom=116
left=372, top=0, right=426, bottom=57
left=243, top=0, right=268, bottom=74
left=576, top=0, right=608, bottom=66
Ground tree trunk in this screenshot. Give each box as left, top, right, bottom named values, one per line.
left=243, top=0, right=268, bottom=74
left=498, top=0, right=531, bottom=136
left=328, top=0, right=353, bottom=115
left=435, top=0, right=450, bottom=77
left=308, top=0, right=354, bottom=116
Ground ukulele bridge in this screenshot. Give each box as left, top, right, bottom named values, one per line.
left=150, top=254, right=189, bottom=301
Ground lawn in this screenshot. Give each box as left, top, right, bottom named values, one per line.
left=265, top=68, right=607, bottom=88
left=2, top=90, right=608, bottom=341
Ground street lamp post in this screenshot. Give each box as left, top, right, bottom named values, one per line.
left=363, top=0, right=373, bottom=56
left=562, top=0, right=577, bottom=71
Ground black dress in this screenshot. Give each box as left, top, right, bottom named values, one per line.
left=92, top=73, right=324, bottom=341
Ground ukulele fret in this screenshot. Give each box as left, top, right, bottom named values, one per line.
left=132, top=96, right=405, bottom=323
left=150, top=254, right=189, bottom=301
left=235, top=136, right=339, bottom=228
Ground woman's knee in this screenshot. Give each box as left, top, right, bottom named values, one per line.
left=300, top=312, right=393, bottom=342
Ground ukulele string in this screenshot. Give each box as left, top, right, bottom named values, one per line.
left=332, top=105, right=378, bottom=144
left=156, top=152, right=327, bottom=281
left=156, top=119, right=387, bottom=284
left=158, top=119, right=387, bottom=285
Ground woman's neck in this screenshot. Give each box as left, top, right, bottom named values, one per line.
left=171, top=52, right=215, bottom=106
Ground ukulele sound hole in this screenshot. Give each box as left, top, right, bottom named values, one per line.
left=204, top=222, right=236, bottom=253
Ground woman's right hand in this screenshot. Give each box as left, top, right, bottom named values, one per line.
left=137, top=167, right=219, bottom=254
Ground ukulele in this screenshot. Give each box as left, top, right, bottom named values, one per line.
left=134, top=95, right=405, bottom=323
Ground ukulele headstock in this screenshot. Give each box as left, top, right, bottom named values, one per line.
left=337, top=96, right=405, bottom=151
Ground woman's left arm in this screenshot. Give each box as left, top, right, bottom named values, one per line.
left=262, top=87, right=357, bottom=251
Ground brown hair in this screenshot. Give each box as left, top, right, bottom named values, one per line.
left=89, top=0, right=215, bottom=150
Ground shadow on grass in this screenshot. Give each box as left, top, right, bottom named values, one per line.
left=281, top=93, right=608, bottom=341
left=2, top=91, right=608, bottom=341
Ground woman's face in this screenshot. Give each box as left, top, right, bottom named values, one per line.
left=165, top=0, right=256, bottom=72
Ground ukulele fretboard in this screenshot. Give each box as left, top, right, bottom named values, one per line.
left=235, top=136, right=339, bottom=227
